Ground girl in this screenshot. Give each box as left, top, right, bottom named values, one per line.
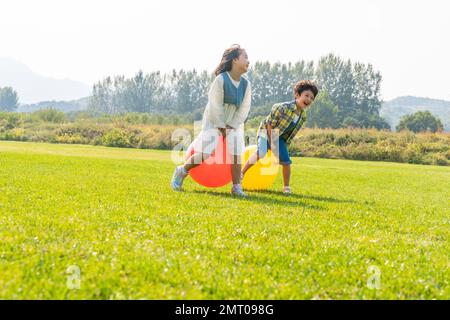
left=171, top=44, right=251, bottom=197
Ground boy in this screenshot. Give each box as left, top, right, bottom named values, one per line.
left=241, top=80, right=318, bottom=194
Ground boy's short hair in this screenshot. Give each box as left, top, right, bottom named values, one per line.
left=294, top=80, right=319, bottom=98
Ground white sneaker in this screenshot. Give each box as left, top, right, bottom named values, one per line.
left=283, top=186, right=292, bottom=194
left=231, top=184, right=247, bottom=197
left=171, top=166, right=188, bottom=191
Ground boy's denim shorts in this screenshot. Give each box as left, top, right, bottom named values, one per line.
left=257, top=136, right=292, bottom=165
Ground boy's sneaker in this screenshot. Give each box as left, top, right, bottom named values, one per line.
left=283, top=186, right=292, bottom=194
left=171, top=166, right=188, bottom=191
left=231, top=184, right=247, bottom=197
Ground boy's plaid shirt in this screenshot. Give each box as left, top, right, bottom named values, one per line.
left=257, top=101, right=307, bottom=144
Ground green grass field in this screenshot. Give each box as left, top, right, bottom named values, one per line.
left=0, top=140, right=448, bottom=299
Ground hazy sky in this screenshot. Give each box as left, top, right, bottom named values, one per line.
left=1, top=0, right=450, bottom=100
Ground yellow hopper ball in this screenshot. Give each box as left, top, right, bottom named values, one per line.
left=241, top=145, right=279, bottom=190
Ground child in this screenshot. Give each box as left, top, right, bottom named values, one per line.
left=171, top=44, right=251, bottom=197
left=241, top=80, right=318, bottom=194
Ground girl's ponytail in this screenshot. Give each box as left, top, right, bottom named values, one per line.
left=214, top=44, right=243, bottom=76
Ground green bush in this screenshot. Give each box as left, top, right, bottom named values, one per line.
left=0, top=111, right=448, bottom=166
left=32, top=108, right=67, bottom=123
left=291, top=128, right=449, bottom=166
left=0, top=112, right=23, bottom=131
left=102, top=129, right=132, bottom=148
left=397, top=111, right=444, bottom=133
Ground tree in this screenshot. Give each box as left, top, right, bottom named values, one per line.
left=352, top=62, right=382, bottom=115
left=315, top=54, right=355, bottom=121
left=122, top=70, right=160, bottom=113
left=246, top=61, right=272, bottom=107
left=305, top=91, right=340, bottom=128
left=88, top=71, right=164, bottom=114
left=342, top=116, right=360, bottom=128
left=247, top=60, right=315, bottom=108
left=315, top=54, right=383, bottom=128
left=0, top=87, right=19, bottom=112
left=362, top=114, right=391, bottom=130
left=342, top=111, right=390, bottom=130
left=89, top=76, right=114, bottom=114
left=170, top=69, right=211, bottom=114
left=396, top=111, right=444, bottom=133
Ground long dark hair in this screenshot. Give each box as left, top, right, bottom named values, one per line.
left=214, top=44, right=244, bottom=76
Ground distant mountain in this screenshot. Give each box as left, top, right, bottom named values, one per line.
left=381, top=96, right=450, bottom=131
left=0, top=57, right=91, bottom=104
left=18, top=97, right=90, bottom=113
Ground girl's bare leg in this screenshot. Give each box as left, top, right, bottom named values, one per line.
left=183, top=152, right=211, bottom=172
left=231, top=155, right=242, bottom=184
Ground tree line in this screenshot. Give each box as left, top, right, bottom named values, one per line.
left=88, top=53, right=390, bottom=129
left=1, top=53, right=446, bottom=132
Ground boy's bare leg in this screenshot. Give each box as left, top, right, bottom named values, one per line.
left=241, top=151, right=259, bottom=176
left=282, top=164, right=291, bottom=187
